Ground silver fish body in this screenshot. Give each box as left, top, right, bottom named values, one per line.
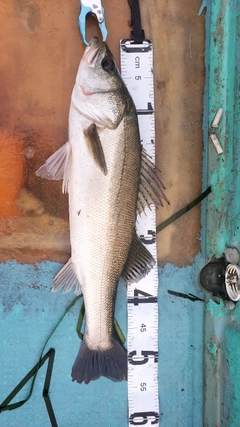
left=36, top=37, right=168, bottom=384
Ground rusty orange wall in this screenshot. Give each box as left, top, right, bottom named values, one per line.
left=0, top=1, right=205, bottom=266
left=149, top=2, right=205, bottom=266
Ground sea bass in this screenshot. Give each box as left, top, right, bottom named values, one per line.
left=36, top=37, right=168, bottom=384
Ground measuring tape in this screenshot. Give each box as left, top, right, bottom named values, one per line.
left=120, top=39, right=160, bottom=427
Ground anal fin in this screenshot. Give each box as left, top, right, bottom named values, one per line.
left=83, top=123, right=107, bottom=175
left=122, top=232, right=155, bottom=285
left=52, top=258, right=81, bottom=295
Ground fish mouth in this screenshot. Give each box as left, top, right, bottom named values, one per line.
left=88, top=36, right=100, bottom=48
left=83, top=37, right=106, bottom=66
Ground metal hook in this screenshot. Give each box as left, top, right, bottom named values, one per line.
left=78, top=0, right=108, bottom=45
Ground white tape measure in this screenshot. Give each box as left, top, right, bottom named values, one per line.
left=120, top=39, right=160, bottom=427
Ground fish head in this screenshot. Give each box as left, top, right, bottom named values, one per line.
left=76, top=37, right=124, bottom=94
left=73, top=37, right=134, bottom=128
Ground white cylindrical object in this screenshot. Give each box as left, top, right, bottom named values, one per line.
left=210, top=132, right=223, bottom=154
left=212, top=108, right=223, bottom=127
left=224, top=247, right=240, bottom=265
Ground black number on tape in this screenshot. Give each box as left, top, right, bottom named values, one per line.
left=139, top=230, right=156, bottom=245
left=128, top=350, right=158, bottom=365
left=128, top=289, right=157, bottom=305
left=137, top=103, right=154, bottom=116
left=129, top=411, right=159, bottom=425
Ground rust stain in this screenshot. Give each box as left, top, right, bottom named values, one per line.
left=140, top=0, right=205, bottom=266
left=14, top=1, right=41, bottom=34
left=0, top=131, right=25, bottom=221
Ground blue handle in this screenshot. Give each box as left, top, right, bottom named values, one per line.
left=78, top=4, right=108, bottom=46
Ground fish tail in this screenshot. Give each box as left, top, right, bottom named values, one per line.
left=71, top=339, right=127, bottom=384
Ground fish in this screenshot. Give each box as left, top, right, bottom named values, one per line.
left=36, top=37, right=168, bottom=384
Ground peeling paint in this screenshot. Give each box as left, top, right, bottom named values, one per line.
left=206, top=342, right=218, bottom=366
left=206, top=299, right=225, bottom=318
left=225, top=326, right=240, bottom=426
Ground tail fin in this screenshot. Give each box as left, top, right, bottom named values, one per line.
left=71, top=339, right=127, bottom=384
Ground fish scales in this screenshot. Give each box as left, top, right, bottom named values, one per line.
left=69, top=113, right=140, bottom=351
left=36, top=37, right=168, bottom=384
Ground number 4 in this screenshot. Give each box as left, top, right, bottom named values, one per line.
left=127, top=289, right=157, bottom=305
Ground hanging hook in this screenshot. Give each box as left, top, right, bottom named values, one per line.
left=78, top=0, right=108, bottom=45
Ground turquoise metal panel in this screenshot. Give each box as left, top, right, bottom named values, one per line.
left=158, top=260, right=204, bottom=427
left=203, top=1, right=240, bottom=425
left=0, top=261, right=128, bottom=426
left=0, top=261, right=204, bottom=426
left=206, top=0, right=239, bottom=256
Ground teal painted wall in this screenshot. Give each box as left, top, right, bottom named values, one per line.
left=1, top=261, right=128, bottom=426
left=1, top=260, right=204, bottom=426
left=203, top=0, right=240, bottom=425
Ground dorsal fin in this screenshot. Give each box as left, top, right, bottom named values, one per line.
left=137, top=149, right=169, bottom=215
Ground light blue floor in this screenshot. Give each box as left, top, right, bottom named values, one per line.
left=0, top=259, right=204, bottom=426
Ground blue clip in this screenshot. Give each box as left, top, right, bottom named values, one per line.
left=78, top=1, right=108, bottom=45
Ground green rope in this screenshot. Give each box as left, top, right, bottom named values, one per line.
left=76, top=300, right=85, bottom=340
left=0, top=294, right=83, bottom=412
left=114, top=318, right=126, bottom=344
left=75, top=300, right=126, bottom=344
left=156, top=186, right=211, bottom=234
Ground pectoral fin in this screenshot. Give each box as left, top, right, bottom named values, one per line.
left=36, top=142, right=71, bottom=193
left=122, top=233, right=155, bottom=285
left=84, top=124, right=107, bottom=175
left=137, top=149, right=169, bottom=215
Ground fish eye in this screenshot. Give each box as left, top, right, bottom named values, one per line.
left=101, top=58, right=115, bottom=72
